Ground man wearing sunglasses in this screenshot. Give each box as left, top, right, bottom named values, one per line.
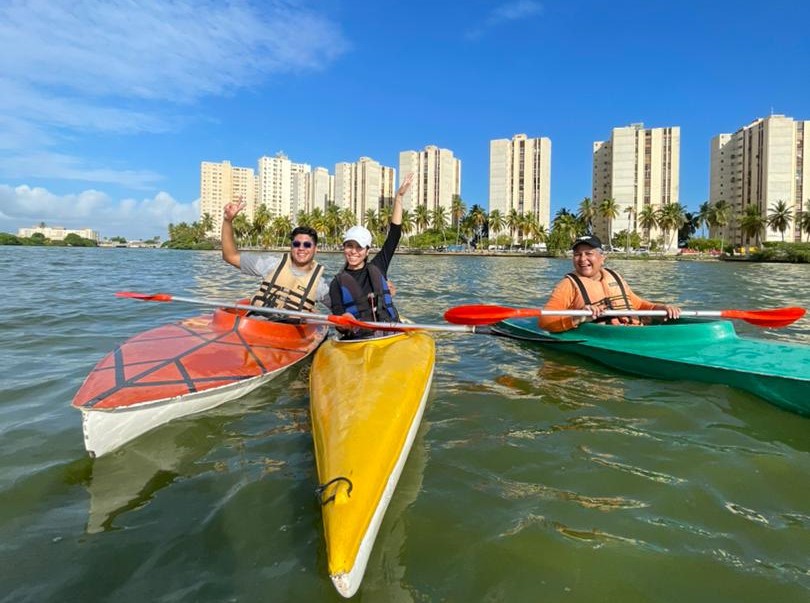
left=221, top=199, right=330, bottom=313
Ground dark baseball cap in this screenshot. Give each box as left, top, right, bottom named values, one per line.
left=572, top=234, right=603, bottom=250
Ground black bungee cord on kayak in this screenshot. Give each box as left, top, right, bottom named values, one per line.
left=315, top=476, right=353, bottom=505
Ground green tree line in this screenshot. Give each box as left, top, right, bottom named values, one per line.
left=164, top=196, right=810, bottom=256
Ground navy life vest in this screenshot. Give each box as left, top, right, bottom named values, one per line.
left=336, top=263, right=399, bottom=323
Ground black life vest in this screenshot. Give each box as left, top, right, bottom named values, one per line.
left=250, top=253, right=324, bottom=312
left=336, top=263, right=399, bottom=323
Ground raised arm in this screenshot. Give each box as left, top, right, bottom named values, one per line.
left=392, top=172, right=414, bottom=226
left=221, top=199, right=246, bottom=268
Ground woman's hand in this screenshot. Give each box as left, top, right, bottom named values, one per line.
left=396, top=173, right=414, bottom=198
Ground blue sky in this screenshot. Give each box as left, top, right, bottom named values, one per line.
left=1, top=0, right=808, bottom=239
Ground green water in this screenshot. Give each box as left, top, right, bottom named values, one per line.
left=1, top=247, right=808, bottom=602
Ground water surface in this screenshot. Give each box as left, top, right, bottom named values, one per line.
left=1, top=247, right=808, bottom=602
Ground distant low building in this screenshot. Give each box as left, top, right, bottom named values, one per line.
left=17, top=225, right=99, bottom=242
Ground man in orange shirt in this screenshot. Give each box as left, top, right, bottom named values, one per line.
left=539, top=235, right=680, bottom=333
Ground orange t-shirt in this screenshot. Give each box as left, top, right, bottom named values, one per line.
left=539, top=269, right=658, bottom=332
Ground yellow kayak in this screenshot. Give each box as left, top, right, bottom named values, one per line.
left=310, top=331, right=436, bottom=598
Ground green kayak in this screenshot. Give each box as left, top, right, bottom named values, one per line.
left=494, top=318, right=810, bottom=417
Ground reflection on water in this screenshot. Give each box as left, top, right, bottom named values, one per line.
left=83, top=420, right=223, bottom=534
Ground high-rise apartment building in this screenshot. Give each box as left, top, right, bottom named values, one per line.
left=592, top=123, right=680, bottom=247
left=289, top=162, right=311, bottom=219
left=200, top=160, right=256, bottom=236
left=309, top=167, right=334, bottom=212
left=489, top=134, right=551, bottom=237
left=258, top=153, right=315, bottom=218
left=398, top=145, right=461, bottom=215
left=201, top=156, right=329, bottom=238
left=710, top=114, right=809, bottom=245
left=334, top=157, right=396, bottom=224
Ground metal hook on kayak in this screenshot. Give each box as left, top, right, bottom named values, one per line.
left=315, top=476, right=353, bottom=506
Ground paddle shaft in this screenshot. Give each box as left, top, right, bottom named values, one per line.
left=443, top=303, right=805, bottom=328
left=121, top=293, right=481, bottom=334
left=541, top=309, right=720, bottom=318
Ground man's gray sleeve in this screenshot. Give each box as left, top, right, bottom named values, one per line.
left=316, top=278, right=332, bottom=311
left=239, top=252, right=281, bottom=278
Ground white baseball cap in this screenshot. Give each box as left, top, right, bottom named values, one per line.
left=343, top=225, right=372, bottom=248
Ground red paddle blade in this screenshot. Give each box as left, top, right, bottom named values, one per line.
left=444, top=304, right=542, bottom=325
left=722, top=306, right=805, bottom=328
left=116, top=291, right=173, bottom=302
left=328, top=314, right=424, bottom=332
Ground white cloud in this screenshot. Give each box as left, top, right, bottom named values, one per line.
left=466, top=1, right=544, bottom=40
left=0, top=184, right=199, bottom=239
left=0, top=151, right=164, bottom=189
left=0, top=0, right=347, bottom=104
left=0, top=0, right=348, bottom=186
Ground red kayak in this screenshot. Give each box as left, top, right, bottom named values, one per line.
left=72, top=305, right=327, bottom=457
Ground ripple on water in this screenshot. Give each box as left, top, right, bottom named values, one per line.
left=485, top=474, right=648, bottom=512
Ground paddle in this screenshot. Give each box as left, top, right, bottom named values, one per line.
left=116, top=291, right=481, bottom=334
left=443, top=304, right=806, bottom=328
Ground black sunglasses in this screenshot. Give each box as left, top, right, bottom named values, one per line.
left=292, top=241, right=313, bottom=248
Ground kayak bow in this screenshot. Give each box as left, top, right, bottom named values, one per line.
left=310, top=331, right=436, bottom=597
left=72, top=305, right=327, bottom=457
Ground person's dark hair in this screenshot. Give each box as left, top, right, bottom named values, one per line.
left=290, top=226, right=318, bottom=245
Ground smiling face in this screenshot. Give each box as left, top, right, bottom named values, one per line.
left=290, top=234, right=317, bottom=268
left=572, top=244, right=605, bottom=280
left=342, top=240, right=368, bottom=269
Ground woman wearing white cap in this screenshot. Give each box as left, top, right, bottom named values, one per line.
left=329, top=173, right=414, bottom=335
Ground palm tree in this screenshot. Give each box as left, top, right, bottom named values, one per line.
left=598, top=198, right=619, bottom=248
left=431, top=206, right=448, bottom=231
left=459, top=214, right=476, bottom=246
left=414, top=204, right=430, bottom=235
left=339, top=208, right=356, bottom=240
left=767, top=199, right=793, bottom=242
left=638, top=205, right=658, bottom=247
left=577, top=197, right=597, bottom=234
left=507, top=208, right=521, bottom=244
left=310, top=207, right=326, bottom=245
left=677, top=212, right=700, bottom=249
left=709, top=199, right=731, bottom=252
left=252, top=204, right=271, bottom=247
left=270, top=215, right=292, bottom=247
left=697, top=201, right=711, bottom=238
left=199, top=212, right=214, bottom=238
left=799, top=207, right=810, bottom=242
left=295, top=209, right=311, bottom=228
left=487, top=209, right=505, bottom=243
left=400, top=209, right=414, bottom=246
left=656, top=203, right=687, bottom=251
left=231, top=213, right=250, bottom=246
left=324, top=203, right=341, bottom=245
left=364, top=209, right=380, bottom=244
left=468, top=204, right=486, bottom=244
left=451, top=195, right=467, bottom=245
left=551, top=210, right=580, bottom=250
left=623, top=206, right=635, bottom=255
left=379, top=204, right=393, bottom=232
left=431, top=206, right=448, bottom=246
left=739, top=205, right=766, bottom=248
left=521, top=213, right=547, bottom=249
